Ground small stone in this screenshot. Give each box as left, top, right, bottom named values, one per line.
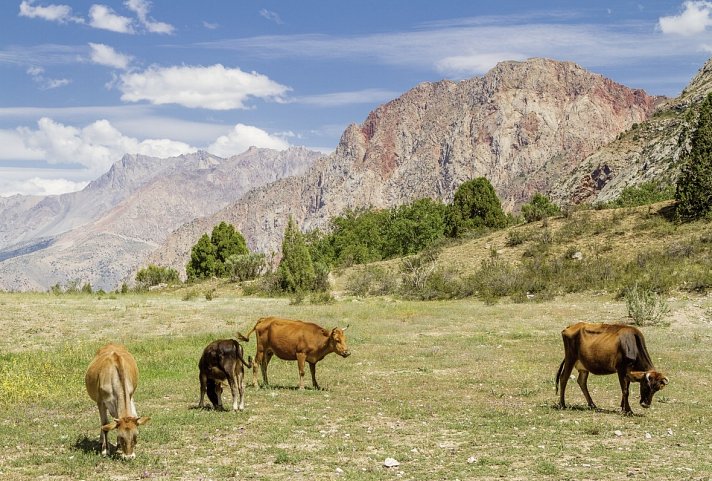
left=645, top=432, right=652, bottom=439
left=614, top=430, right=623, bottom=437
left=335, top=467, right=344, bottom=474
left=384, top=457, right=400, bottom=468
left=467, top=456, right=477, bottom=464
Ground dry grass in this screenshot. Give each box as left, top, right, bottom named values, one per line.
left=1, top=289, right=711, bottom=480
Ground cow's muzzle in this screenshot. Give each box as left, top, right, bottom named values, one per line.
left=341, top=351, right=351, bottom=358
left=640, top=401, right=651, bottom=408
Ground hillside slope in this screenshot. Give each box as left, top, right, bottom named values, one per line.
left=551, top=57, right=712, bottom=204
left=147, top=58, right=656, bottom=275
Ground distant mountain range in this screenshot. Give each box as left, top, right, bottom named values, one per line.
left=0, top=147, right=321, bottom=290
left=1, top=57, right=710, bottom=291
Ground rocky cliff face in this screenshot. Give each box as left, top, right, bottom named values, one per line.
left=551, top=57, right=712, bottom=205
left=147, top=58, right=657, bottom=275
left=0, top=146, right=321, bottom=291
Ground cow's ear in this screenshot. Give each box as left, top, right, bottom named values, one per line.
left=102, top=420, right=118, bottom=432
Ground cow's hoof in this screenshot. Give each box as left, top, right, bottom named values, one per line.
left=588, top=404, right=598, bottom=410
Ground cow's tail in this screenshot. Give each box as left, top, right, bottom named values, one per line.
left=237, top=317, right=268, bottom=343
left=231, top=339, right=253, bottom=369
left=555, top=359, right=565, bottom=394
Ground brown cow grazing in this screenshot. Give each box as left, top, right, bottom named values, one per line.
left=198, top=339, right=252, bottom=411
left=238, top=316, right=351, bottom=390
left=85, top=344, right=150, bottom=458
left=555, top=322, right=669, bottom=414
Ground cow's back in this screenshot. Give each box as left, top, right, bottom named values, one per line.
left=256, top=317, right=327, bottom=359
left=563, top=322, right=646, bottom=374
left=85, top=344, right=138, bottom=404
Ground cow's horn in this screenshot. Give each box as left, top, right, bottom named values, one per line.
left=645, top=372, right=651, bottom=383
left=342, top=324, right=349, bottom=331
left=662, top=377, right=669, bottom=385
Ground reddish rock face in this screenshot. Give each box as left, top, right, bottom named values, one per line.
left=149, top=58, right=668, bottom=273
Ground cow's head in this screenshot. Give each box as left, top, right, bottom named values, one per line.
left=102, top=416, right=150, bottom=459
left=638, top=371, right=669, bottom=408
left=330, top=326, right=351, bottom=358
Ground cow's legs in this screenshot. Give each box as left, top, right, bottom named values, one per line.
left=252, top=348, right=263, bottom=388
left=618, top=370, right=633, bottom=414
left=236, top=367, right=245, bottom=411
left=296, top=353, right=307, bottom=389
left=97, top=402, right=110, bottom=456
left=260, top=351, right=273, bottom=387
left=309, top=362, right=320, bottom=390
left=198, top=373, right=208, bottom=408
left=226, top=372, right=239, bottom=412
left=557, top=359, right=575, bottom=409
left=576, top=370, right=597, bottom=409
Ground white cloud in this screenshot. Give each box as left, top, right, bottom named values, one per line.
left=89, top=4, right=135, bottom=34
left=0, top=130, right=45, bottom=160
left=16, top=118, right=195, bottom=175
left=659, top=1, right=712, bottom=36
left=200, top=17, right=695, bottom=79
left=435, top=52, right=526, bottom=77
left=26, top=65, right=71, bottom=90
left=296, top=88, right=400, bottom=107
left=207, top=124, right=289, bottom=157
left=89, top=43, right=132, bottom=70
left=203, top=21, right=219, bottom=30
left=125, top=0, right=174, bottom=34
left=0, top=176, right=89, bottom=197
left=260, top=9, right=284, bottom=25
left=119, top=64, right=291, bottom=109
left=18, top=0, right=82, bottom=23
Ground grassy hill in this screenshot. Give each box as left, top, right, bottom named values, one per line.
left=333, top=201, right=711, bottom=303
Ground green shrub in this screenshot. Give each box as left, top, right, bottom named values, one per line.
left=345, top=265, right=397, bottom=297
left=136, top=264, right=180, bottom=289
left=624, top=284, right=670, bottom=326
left=521, top=193, right=561, bottom=222
left=609, top=181, right=675, bottom=208
left=225, top=253, right=266, bottom=282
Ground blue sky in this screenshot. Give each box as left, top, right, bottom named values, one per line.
left=1, top=1, right=711, bottom=197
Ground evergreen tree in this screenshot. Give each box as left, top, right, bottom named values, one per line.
left=278, top=216, right=316, bottom=292
left=211, top=221, right=248, bottom=276
left=447, top=177, right=507, bottom=236
left=186, top=233, right=218, bottom=280
left=676, top=92, right=712, bottom=220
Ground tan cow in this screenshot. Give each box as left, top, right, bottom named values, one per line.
left=238, top=316, right=350, bottom=389
left=85, top=344, right=150, bottom=458
left=555, top=322, right=669, bottom=414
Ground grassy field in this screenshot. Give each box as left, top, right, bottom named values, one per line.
left=0, top=289, right=710, bottom=480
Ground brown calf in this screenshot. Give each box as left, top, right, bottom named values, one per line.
left=198, top=339, right=252, bottom=411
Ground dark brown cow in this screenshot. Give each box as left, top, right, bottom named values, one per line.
left=198, top=339, right=252, bottom=411
left=85, top=344, right=150, bottom=458
left=555, top=322, right=669, bottom=414
left=238, top=316, right=351, bottom=389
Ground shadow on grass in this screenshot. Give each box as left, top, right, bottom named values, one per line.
left=551, top=403, right=621, bottom=415
left=72, top=435, right=101, bottom=455
left=251, top=383, right=328, bottom=391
